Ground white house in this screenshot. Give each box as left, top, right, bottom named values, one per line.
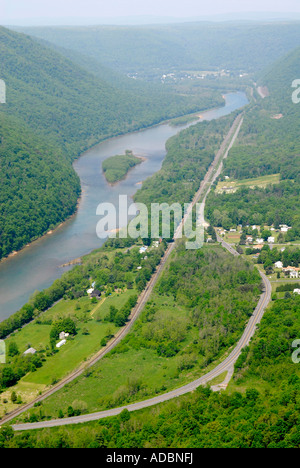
left=268, top=237, right=275, bottom=243
left=274, top=261, right=283, bottom=269
left=23, top=347, right=37, bottom=356
left=59, top=332, right=69, bottom=340
left=139, top=246, right=148, bottom=254
left=56, top=339, right=67, bottom=348
left=256, top=238, right=264, bottom=244
left=293, top=289, right=300, bottom=295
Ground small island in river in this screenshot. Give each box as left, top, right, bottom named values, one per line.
left=102, top=150, right=144, bottom=184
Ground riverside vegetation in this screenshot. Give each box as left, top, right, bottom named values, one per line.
left=102, top=151, right=142, bottom=184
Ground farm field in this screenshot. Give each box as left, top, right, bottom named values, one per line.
left=0, top=288, right=139, bottom=418
left=215, top=174, right=281, bottom=194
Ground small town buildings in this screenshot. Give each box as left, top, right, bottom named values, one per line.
left=268, top=237, right=275, bottom=243
left=274, top=261, right=283, bottom=269
left=283, top=267, right=300, bottom=279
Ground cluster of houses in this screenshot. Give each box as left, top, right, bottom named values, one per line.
left=283, top=267, right=300, bottom=279
left=219, top=224, right=292, bottom=245
left=246, top=236, right=275, bottom=245
left=274, top=261, right=300, bottom=279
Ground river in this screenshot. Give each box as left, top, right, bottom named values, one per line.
left=0, top=92, right=248, bottom=320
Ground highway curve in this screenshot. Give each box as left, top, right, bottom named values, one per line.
left=11, top=268, right=271, bottom=431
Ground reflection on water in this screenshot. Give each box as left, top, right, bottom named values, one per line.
left=0, top=92, right=248, bottom=320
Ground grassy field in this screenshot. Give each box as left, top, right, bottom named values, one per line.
left=216, top=173, right=281, bottom=194
left=0, top=288, right=138, bottom=418
left=16, top=293, right=205, bottom=419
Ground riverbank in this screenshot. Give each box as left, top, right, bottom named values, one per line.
left=0, top=189, right=83, bottom=267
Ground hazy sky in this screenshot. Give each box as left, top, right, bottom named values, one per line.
left=2, top=0, right=300, bottom=25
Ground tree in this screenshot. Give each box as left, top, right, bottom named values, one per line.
left=34, top=292, right=51, bottom=311
left=0, top=367, right=18, bottom=388
left=8, top=341, right=19, bottom=357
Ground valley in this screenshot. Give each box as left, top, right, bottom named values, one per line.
left=0, top=17, right=299, bottom=449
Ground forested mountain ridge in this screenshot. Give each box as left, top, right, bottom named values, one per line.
left=0, top=26, right=223, bottom=261
left=0, top=113, right=81, bottom=259
left=0, top=26, right=223, bottom=158
left=14, top=22, right=300, bottom=77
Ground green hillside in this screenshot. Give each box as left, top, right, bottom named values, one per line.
left=0, top=26, right=223, bottom=157
left=0, top=113, right=81, bottom=259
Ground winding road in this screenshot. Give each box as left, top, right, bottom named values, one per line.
left=1, top=113, right=272, bottom=431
